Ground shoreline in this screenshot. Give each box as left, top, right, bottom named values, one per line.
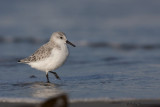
left=0, top=97, right=160, bottom=107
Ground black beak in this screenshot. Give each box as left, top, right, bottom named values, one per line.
left=66, top=40, right=76, bottom=47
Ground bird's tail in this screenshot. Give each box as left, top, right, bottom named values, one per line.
left=17, top=58, right=30, bottom=63
left=17, top=60, right=22, bottom=63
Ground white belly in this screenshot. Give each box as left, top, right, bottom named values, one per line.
left=29, top=46, right=69, bottom=72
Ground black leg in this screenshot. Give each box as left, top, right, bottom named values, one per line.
left=46, top=73, right=50, bottom=83
left=49, top=71, right=61, bottom=80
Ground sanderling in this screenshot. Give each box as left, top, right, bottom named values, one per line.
left=18, top=32, right=76, bottom=83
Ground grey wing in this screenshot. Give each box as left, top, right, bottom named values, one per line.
left=19, top=44, right=52, bottom=63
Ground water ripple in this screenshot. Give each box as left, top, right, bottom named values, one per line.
left=1, top=37, right=160, bottom=50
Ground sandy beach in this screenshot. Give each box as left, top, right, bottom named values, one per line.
left=0, top=95, right=160, bottom=107
left=1, top=99, right=160, bottom=107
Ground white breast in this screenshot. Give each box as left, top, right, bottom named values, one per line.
left=29, top=44, right=69, bottom=72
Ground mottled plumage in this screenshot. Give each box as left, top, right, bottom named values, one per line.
left=19, top=42, right=60, bottom=63
left=18, top=32, right=75, bottom=83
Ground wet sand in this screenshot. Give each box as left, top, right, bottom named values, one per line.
left=70, top=99, right=160, bottom=107
left=0, top=97, right=160, bottom=107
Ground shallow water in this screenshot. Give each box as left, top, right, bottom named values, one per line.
left=0, top=0, right=160, bottom=100
left=1, top=42, right=160, bottom=100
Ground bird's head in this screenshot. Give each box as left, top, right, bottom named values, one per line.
left=50, top=32, right=76, bottom=47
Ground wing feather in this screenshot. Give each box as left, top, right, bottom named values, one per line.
left=19, top=43, right=53, bottom=63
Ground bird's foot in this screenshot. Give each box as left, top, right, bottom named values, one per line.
left=49, top=71, right=61, bottom=80
left=46, top=80, right=50, bottom=83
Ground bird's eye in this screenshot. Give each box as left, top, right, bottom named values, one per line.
left=60, top=37, right=63, bottom=39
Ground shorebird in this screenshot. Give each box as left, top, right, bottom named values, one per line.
left=18, top=32, right=76, bottom=83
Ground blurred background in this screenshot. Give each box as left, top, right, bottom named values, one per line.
left=0, top=0, right=160, bottom=100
